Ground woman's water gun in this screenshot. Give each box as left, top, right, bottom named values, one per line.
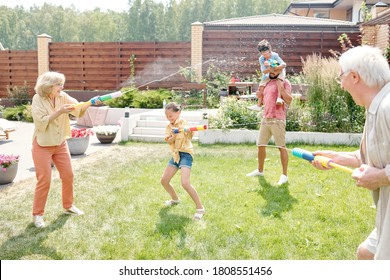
left=172, top=125, right=207, bottom=134
left=292, top=148, right=353, bottom=174
left=72, top=90, right=127, bottom=109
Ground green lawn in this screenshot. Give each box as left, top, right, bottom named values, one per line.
left=0, top=142, right=375, bottom=260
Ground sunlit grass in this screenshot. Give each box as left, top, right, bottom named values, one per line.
left=0, top=142, right=374, bottom=260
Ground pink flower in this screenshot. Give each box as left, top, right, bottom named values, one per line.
left=0, top=154, right=20, bottom=169
left=70, top=128, right=94, bottom=138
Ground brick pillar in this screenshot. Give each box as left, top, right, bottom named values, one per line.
left=37, top=33, right=52, bottom=76
left=360, top=25, right=377, bottom=46
left=191, top=22, right=204, bottom=82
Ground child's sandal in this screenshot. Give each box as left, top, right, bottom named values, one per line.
left=193, top=208, right=205, bottom=220
left=164, top=199, right=180, bottom=207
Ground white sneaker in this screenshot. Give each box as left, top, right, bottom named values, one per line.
left=164, top=199, right=180, bottom=206
left=64, top=205, right=84, bottom=215
left=247, top=105, right=262, bottom=111
left=276, top=98, right=284, bottom=105
left=277, top=174, right=288, bottom=185
left=33, top=215, right=45, bottom=228
left=246, top=169, right=264, bottom=177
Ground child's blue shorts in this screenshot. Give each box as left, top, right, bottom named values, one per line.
left=168, top=152, right=193, bottom=169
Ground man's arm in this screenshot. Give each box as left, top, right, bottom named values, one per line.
left=277, top=79, right=292, bottom=105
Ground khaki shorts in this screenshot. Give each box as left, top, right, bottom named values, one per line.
left=257, top=118, right=286, bottom=146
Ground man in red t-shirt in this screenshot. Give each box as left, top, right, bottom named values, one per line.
left=246, top=69, right=292, bottom=185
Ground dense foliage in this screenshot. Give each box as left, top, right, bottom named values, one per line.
left=0, top=0, right=289, bottom=50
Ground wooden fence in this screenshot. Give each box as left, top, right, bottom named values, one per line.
left=202, top=30, right=361, bottom=79
left=0, top=31, right=361, bottom=100
left=48, top=42, right=191, bottom=91
left=0, top=41, right=191, bottom=99
left=0, top=50, right=38, bottom=98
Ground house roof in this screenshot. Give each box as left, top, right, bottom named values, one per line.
left=284, top=0, right=390, bottom=14
left=204, top=13, right=358, bottom=27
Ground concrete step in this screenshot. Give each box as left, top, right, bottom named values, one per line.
left=128, top=134, right=165, bottom=142
left=133, top=127, right=165, bottom=135
left=129, top=134, right=199, bottom=143
left=133, top=127, right=201, bottom=137
left=127, top=109, right=207, bottom=142
left=140, top=110, right=205, bottom=122
left=137, top=119, right=200, bottom=128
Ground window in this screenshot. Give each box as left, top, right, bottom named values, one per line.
left=313, top=9, right=330, bottom=19
left=347, top=8, right=352, bottom=21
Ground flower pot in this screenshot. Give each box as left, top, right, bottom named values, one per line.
left=96, top=133, right=117, bottom=144
left=66, top=136, right=90, bottom=155
left=0, top=162, right=18, bottom=185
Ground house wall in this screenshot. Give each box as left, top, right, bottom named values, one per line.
left=330, top=10, right=348, bottom=21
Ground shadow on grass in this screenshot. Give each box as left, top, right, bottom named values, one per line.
left=155, top=207, right=191, bottom=248
left=0, top=214, right=71, bottom=260
left=255, top=177, right=298, bottom=218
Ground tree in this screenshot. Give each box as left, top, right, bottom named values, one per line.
left=1, top=0, right=290, bottom=49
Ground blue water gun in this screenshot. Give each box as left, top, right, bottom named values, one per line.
left=267, top=59, right=279, bottom=68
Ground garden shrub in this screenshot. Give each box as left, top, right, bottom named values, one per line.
left=2, top=104, right=32, bottom=121
left=301, top=54, right=365, bottom=133
left=105, top=88, right=136, bottom=108
left=131, top=89, right=172, bottom=109
left=171, top=89, right=205, bottom=109
left=201, top=64, right=231, bottom=108
left=6, top=81, right=30, bottom=106
left=208, top=98, right=260, bottom=130
left=105, top=88, right=172, bottom=109
left=286, top=97, right=310, bottom=131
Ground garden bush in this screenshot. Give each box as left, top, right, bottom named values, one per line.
left=105, top=88, right=172, bottom=109
left=171, top=89, right=205, bottom=109
left=301, top=54, right=365, bottom=133
left=208, top=98, right=260, bottom=130
left=2, top=104, right=32, bottom=122
left=104, top=88, right=136, bottom=108
left=131, top=89, right=172, bottom=109
left=6, top=81, right=30, bottom=106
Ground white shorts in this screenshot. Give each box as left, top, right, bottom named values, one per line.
left=362, top=228, right=377, bottom=255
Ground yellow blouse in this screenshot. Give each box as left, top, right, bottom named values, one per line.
left=165, top=117, right=194, bottom=163
left=31, top=91, right=87, bottom=146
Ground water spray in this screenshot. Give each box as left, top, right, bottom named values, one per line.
left=73, top=59, right=216, bottom=109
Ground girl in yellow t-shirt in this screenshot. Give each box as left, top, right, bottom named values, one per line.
left=161, top=102, right=205, bottom=220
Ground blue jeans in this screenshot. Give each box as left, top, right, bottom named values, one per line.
left=168, top=152, right=193, bottom=169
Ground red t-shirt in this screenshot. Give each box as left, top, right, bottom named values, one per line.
left=262, top=79, right=291, bottom=120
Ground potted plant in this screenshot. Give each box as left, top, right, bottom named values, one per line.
left=67, top=127, right=94, bottom=155
left=0, top=154, right=20, bottom=184
left=93, top=125, right=120, bottom=144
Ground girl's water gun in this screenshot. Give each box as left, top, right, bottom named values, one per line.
left=172, top=124, right=207, bottom=134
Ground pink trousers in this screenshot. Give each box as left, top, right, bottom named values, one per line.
left=32, top=138, right=74, bottom=216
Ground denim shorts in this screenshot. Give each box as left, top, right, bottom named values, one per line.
left=168, top=152, right=193, bottom=169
